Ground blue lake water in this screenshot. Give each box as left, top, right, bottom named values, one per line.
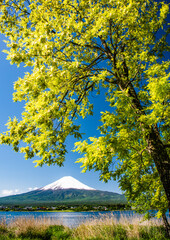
left=0, top=210, right=169, bottom=228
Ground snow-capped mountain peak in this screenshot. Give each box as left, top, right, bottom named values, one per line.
left=40, top=176, right=95, bottom=191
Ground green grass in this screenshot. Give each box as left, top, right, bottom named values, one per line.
left=0, top=215, right=169, bottom=240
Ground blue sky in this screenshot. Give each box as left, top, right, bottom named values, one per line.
left=0, top=33, right=121, bottom=197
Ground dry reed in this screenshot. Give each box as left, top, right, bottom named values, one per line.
left=8, top=216, right=61, bottom=236
left=72, top=214, right=166, bottom=240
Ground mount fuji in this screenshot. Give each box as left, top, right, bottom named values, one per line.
left=0, top=176, right=126, bottom=206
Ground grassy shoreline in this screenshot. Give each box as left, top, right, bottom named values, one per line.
left=0, top=214, right=169, bottom=240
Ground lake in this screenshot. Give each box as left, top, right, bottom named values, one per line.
left=0, top=210, right=169, bottom=228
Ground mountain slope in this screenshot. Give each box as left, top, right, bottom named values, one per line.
left=0, top=189, right=126, bottom=206
left=0, top=176, right=126, bottom=206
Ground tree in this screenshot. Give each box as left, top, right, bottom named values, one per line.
left=0, top=0, right=169, bottom=232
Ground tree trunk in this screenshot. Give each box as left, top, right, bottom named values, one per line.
left=162, top=213, right=170, bottom=238
left=147, top=129, right=170, bottom=212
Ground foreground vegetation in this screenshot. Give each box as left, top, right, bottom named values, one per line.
left=0, top=215, right=169, bottom=240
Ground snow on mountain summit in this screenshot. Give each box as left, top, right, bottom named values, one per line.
left=40, top=176, right=95, bottom=191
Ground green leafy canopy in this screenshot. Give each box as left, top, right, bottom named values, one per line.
left=0, top=0, right=169, bottom=218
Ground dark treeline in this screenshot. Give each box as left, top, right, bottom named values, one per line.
left=0, top=203, right=129, bottom=212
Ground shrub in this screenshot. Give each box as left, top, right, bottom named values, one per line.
left=139, top=225, right=168, bottom=240
left=18, top=226, right=51, bottom=239
left=45, top=225, right=72, bottom=240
